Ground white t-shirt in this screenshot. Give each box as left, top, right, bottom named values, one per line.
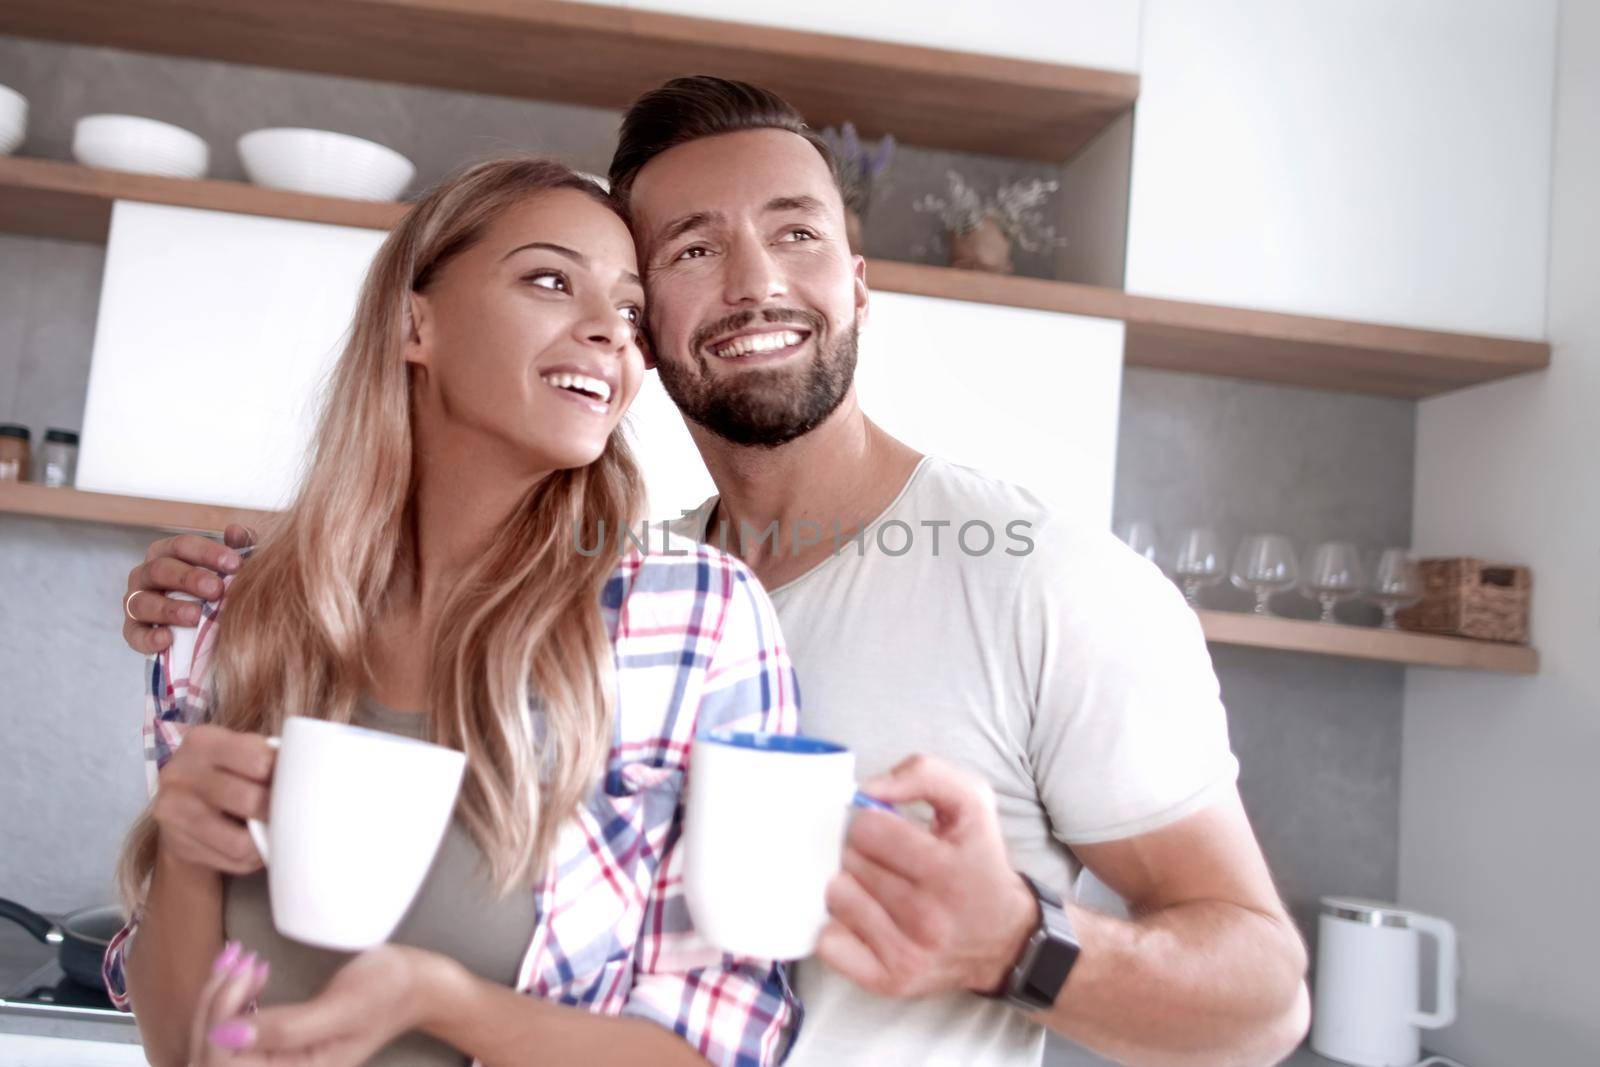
left=670, top=456, right=1239, bottom=1067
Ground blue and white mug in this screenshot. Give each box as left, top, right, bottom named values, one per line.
left=683, top=731, right=888, bottom=960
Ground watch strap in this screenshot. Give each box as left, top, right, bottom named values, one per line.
left=995, top=872, right=1080, bottom=1012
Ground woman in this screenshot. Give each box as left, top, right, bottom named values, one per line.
left=105, top=158, right=801, bottom=1067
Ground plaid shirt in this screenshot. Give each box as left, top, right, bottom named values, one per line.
left=104, top=538, right=803, bottom=1066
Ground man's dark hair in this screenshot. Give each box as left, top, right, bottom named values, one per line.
left=608, top=75, right=839, bottom=204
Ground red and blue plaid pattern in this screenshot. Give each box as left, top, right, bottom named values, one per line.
left=104, top=537, right=802, bottom=1066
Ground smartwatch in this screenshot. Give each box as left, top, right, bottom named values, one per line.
left=991, top=872, right=1080, bottom=1012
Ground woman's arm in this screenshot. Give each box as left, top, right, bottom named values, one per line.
left=110, top=576, right=274, bottom=1066
left=208, top=945, right=715, bottom=1065
left=422, top=955, right=713, bottom=1067
left=124, top=852, right=227, bottom=1067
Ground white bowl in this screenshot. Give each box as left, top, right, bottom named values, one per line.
left=238, top=128, right=414, bottom=201
left=0, top=84, right=27, bottom=156
left=72, top=114, right=209, bottom=178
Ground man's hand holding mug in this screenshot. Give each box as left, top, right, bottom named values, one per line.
left=817, top=754, right=1040, bottom=1000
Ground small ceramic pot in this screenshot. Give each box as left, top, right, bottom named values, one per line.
left=948, top=216, right=1014, bottom=274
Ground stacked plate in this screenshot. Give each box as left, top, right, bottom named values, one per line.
left=0, top=84, right=26, bottom=155
left=239, top=128, right=414, bottom=201
left=72, top=115, right=209, bottom=178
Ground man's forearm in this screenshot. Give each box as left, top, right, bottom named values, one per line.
left=417, top=955, right=715, bottom=1067
left=1038, top=899, right=1310, bottom=1067
left=124, top=850, right=226, bottom=1067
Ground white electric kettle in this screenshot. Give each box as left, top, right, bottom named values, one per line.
left=1312, top=896, right=1458, bottom=1067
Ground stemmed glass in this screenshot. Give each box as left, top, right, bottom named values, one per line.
left=1231, top=535, right=1299, bottom=617
left=1118, top=520, right=1162, bottom=570
left=1368, top=548, right=1422, bottom=630
left=1173, top=527, right=1225, bottom=609
left=1304, top=541, right=1365, bottom=624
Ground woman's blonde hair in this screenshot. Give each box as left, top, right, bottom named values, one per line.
left=118, top=158, right=646, bottom=907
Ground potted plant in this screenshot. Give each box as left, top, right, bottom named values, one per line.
left=915, top=171, right=1064, bottom=274
left=820, top=122, right=895, bottom=254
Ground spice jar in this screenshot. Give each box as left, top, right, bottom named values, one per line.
left=41, top=428, right=78, bottom=487
left=0, top=424, right=29, bottom=482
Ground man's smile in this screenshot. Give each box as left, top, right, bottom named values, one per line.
left=705, top=327, right=812, bottom=364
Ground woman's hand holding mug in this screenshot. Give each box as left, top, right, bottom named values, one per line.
left=152, top=724, right=277, bottom=876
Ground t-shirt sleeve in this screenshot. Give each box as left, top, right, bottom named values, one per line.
left=1019, top=521, right=1239, bottom=845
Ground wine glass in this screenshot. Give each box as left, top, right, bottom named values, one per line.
left=1172, top=527, right=1225, bottom=608
left=1304, top=541, right=1365, bottom=624
left=1368, top=548, right=1422, bottom=630
left=1118, top=520, right=1162, bottom=570
left=1231, top=535, right=1299, bottom=616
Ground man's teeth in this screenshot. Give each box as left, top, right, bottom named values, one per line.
left=541, top=372, right=611, bottom=403
left=711, top=330, right=805, bottom=358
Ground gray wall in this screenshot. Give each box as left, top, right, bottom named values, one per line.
left=1, top=34, right=1411, bottom=1062
left=1112, top=366, right=1415, bottom=939
left=1049, top=372, right=1414, bottom=1066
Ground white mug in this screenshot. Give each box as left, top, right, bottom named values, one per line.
left=683, top=731, right=889, bottom=960
left=246, top=715, right=466, bottom=951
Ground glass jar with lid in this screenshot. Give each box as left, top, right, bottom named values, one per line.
left=0, top=423, right=29, bottom=482
left=40, top=428, right=78, bottom=487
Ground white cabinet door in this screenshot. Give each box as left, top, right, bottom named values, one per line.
left=77, top=202, right=386, bottom=510
left=627, top=293, right=1124, bottom=529
left=604, top=0, right=1142, bottom=71
left=1125, top=0, right=1557, bottom=338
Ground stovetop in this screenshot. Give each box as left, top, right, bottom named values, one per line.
left=0, top=960, right=132, bottom=1025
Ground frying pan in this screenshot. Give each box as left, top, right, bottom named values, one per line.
left=0, top=896, right=125, bottom=992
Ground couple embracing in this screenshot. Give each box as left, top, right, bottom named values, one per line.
left=111, top=75, right=1310, bottom=1067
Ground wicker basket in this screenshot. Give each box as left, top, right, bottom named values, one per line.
left=1397, top=557, right=1531, bottom=644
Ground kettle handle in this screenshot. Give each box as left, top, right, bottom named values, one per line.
left=1408, top=913, right=1458, bottom=1029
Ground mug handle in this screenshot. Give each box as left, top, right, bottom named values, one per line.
left=245, top=736, right=282, bottom=866
left=851, top=790, right=896, bottom=814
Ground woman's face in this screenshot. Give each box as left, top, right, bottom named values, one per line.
left=405, top=188, right=646, bottom=475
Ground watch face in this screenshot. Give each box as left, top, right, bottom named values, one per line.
left=1025, top=936, right=1080, bottom=1004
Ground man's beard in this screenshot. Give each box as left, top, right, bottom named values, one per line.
left=657, top=309, right=859, bottom=449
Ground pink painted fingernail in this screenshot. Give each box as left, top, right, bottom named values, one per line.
left=208, top=1020, right=255, bottom=1051
left=253, top=958, right=271, bottom=984
left=232, top=950, right=257, bottom=976
left=213, top=942, right=241, bottom=974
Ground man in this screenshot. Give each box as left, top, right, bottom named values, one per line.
left=123, top=77, right=1309, bottom=1066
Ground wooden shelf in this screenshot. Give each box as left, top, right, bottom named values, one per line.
left=0, top=481, right=269, bottom=534
left=0, top=0, right=1137, bottom=163
left=868, top=261, right=1552, bottom=398
left=1197, top=609, right=1539, bottom=674
left=0, top=156, right=403, bottom=243
left=0, top=158, right=1550, bottom=398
